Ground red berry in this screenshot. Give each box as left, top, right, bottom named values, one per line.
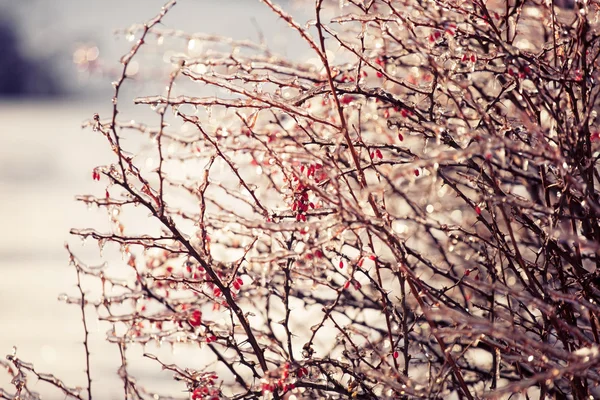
left=341, top=95, right=354, bottom=105
left=188, top=310, right=202, bottom=327
left=206, top=334, right=217, bottom=343
left=192, top=388, right=202, bottom=400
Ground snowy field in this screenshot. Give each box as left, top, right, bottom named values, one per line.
left=0, top=100, right=133, bottom=399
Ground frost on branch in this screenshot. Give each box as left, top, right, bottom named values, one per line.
left=8, top=0, right=600, bottom=399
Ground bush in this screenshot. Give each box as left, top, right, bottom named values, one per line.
left=4, top=0, right=600, bottom=399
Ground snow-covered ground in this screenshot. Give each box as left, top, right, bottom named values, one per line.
left=0, top=100, right=132, bottom=399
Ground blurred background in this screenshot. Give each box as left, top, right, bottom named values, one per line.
left=0, top=1, right=303, bottom=398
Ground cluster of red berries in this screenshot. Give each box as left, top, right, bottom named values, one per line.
left=305, top=249, right=324, bottom=260
left=190, top=373, right=220, bottom=400
left=299, top=163, right=324, bottom=182
left=205, top=334, right=217, bottom=343
left=188, top=309, right=202, bottom=327
left=232, top=276, right=244, bottom=291
left=507, top=65, right=532, bottom=79
left=370, top=149, right=383, bottom=160
left=340, top=94, right=356, bottom=105
left=428, top=23, right=457, bottom=43
left=291, top=164, right=323, bottom=222
left=357, top=255, right=377, bottom=267
left=261, top=363, right=298, bottom=394
left=185, top=263, right=206, bottom=280
left=461, top=53, right=477, bottom=64
left=428, top=30, right=443, bottom=43
left=177, top=304, right=202, bottom=329
left=291, top=186, right=313, bottom=222
left=382, top=106, right=413, bottom=121
left=296, top=366, right=309, bottom=378
left=261, top=381, right=295, bottom=394
left=375, top=57, right=385, bottom=78
left=343, top=279, right=362, bottom=290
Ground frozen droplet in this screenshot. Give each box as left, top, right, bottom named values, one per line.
left=305, top=19, right=317, bottom=29
left=188, top=38, right=203, bottom=57
left=98, top=239, right=106, bottom=256
left=125, top=60, right=139, bottom=76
